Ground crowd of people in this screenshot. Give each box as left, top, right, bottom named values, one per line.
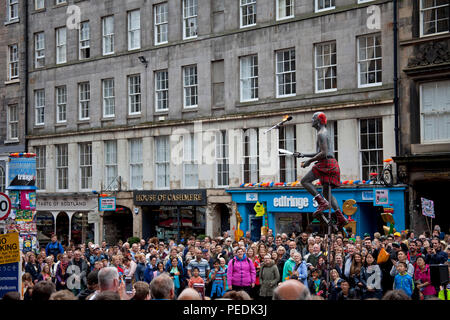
left=3, top=225, right=449, bottom=301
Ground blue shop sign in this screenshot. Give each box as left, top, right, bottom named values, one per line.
left=0, top=263, right=20, bottom=298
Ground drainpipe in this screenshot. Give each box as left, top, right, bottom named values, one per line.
left=393, top=0, right=400, bottom=156
left=24, top=0, right=29, bottom=153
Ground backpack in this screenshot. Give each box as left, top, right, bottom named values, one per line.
left=231, top=257, right=252, bottom=269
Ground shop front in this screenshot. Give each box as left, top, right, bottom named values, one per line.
left=36, top=194, right=98, bottom=246
left=134, top=189, right=207, bottom=242
left=227, top=186, right=407, bottom=239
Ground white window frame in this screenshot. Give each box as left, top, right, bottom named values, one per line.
left=359, top=118, right=383, bottom=181
left=56, top=86, right=67, bottom=124
left=155, top=70, right=169, bottom=112
left=56, top=0, right=67, bottom=5
left=155, top=136, right=170, bottom=189
left=35, top=89, right=45, bottom=125
left=102, top=78, right=115, bottom=118
left=35, top=0, right=45, bottom=10
left=420, top=0, right=450, bottom=37
left=242, top=128, right=259, bottom=183
left=276, top=48, right=296, bottom=98
left=240, top=55, right=259, bottom=102
left=56, top=27, right=67, bottom=64
left=128, top=74, right=141, bottom=115
left=104, top=140, right=118, bottom=190
left=128, top=10, right=141, bottom=51
left=79, top=82, right=90, bottom=120
left=315, top=42, right=337, bottom=93
left=7, top=0, right=19, bottom=21
left=102, top=16, right=115, bottom=55
left=35, top=146, right=46, bottom=190
left=182, top=134, right=199, bottom=189
left=276, top=0, right=294, bottom=21
left=8, top=44, right=19, bottom=80
left=215, top=130, right=229, bottom=187
left=315, top=0, right=335, bottom=13
left=79, top=142, right=92, bottom=191
left=419, top=80, right=450, bottom=144
left=56, top=144, right=69, bottom=191
left=79, top=21, right=90, bottom=60
left=357, top=33, right=382, bottom=88
left=279, top=125, right=297, bottom=182
left=240, top=0, right=257, bottom=28
left=358, top=0, right=374, bottom=3
left=35, top=32, right=45, bottom=68
left=154, top=2, right=168, bottom=45
left=129, top=138, right=143, bottom=190
left=183, top=0, right=198, bottom=40
left=183, top=65, right=198, bottom=109
left=7, top=104, right=18, bottom=141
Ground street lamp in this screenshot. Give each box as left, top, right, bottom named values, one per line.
left=138, top=56, right=148, bottom=68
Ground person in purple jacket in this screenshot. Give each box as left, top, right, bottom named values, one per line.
left=227, top=247, right=256, bottom=296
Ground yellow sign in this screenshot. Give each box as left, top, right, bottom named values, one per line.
left=343, top=199, right=358, bottom=216
left=254, top=202, right=266, bottom=217
left=0, top=232, right=20, bottom=265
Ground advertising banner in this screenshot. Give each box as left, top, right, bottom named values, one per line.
left=0, top=233, right=21, bottom=299
left=7, top=157, right=37, bottom=190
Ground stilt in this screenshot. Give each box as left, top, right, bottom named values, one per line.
left=326, top=183, right=333, bottom=299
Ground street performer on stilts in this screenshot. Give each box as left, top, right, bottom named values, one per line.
left=294, top=112, right=348, bottom=231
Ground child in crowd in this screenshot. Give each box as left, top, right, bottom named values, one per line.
left=189, top=267, right=205, bottom=299
left=394, top=262, right=414, bottom=297
left=209, top=260, right=226, bottom=299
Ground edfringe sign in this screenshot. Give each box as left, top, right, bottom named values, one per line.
left=0, top=233, right=20, bottom=265
left=134, top=190, right=207, bottom=206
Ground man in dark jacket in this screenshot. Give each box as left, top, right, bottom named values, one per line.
left=77, top=270, right=98, bottom=300
left=336, top=280, right=359, bottom=300
left=45, top=235, right=64, bottom=260
left=296, top=233, right=309, bottom=256
left=427, top=238, right=448, bottom=264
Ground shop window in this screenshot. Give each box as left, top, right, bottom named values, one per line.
left=36, top=212, right=54, bottom=247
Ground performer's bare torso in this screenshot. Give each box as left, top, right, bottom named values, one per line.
left=316, top=127, right=335, bottom=159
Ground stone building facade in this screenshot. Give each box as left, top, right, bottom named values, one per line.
left=0, top=0, right=27, bottom=233
left=24, top=0, right=398, bottom=244
left=394, top=0, right=450, bottom=234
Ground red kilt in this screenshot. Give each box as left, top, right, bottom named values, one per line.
left=312, top=158, right=341, bottom=187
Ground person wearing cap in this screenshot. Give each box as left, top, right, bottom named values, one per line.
left=394, top=232, right=402, bottom=243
